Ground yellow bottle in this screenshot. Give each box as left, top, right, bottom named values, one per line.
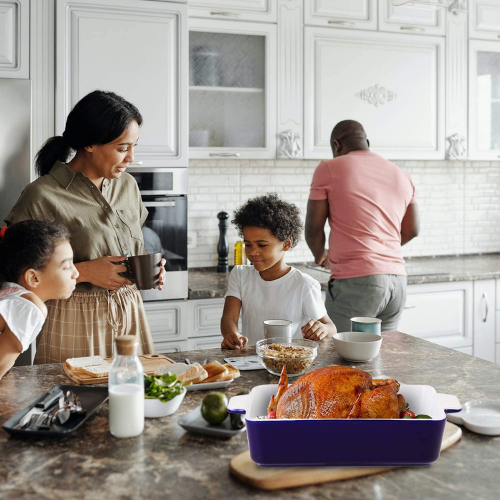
left=234, top=241, right=245, bottom=265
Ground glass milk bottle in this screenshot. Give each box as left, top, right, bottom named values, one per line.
left=108, top=335, right=144, bottom=438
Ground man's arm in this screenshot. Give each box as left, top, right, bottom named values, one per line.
left=305, top=199, right=329, bottom=266
left=401, top=202, right=420, bottom=246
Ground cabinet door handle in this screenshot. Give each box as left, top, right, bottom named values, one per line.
left=210, top=11, right=241, bottom=18
left=209, top=153, right=240, bottom=157
left=482, top=292, right=489, bottom=323
left=129, top=161, right=143, bottom=165
left=404, top=304, right=417, bottom=309
left=328, top=20, right=356, bottom=27
left=400, top=26, right=425, bottom=32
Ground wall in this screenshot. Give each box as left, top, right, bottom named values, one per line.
left=187, top=158, right=500, bottom=268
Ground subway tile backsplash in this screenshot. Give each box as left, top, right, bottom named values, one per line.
left=188, top=159, right=500, bottom=268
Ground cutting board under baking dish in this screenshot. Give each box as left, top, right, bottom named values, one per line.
left=63, top=354, right=175, bottom=385
left=230, top=421, right=461, bottom=490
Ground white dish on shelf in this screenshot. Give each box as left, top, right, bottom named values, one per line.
left=185, top=379, right=234, bottom=391
left=446, top=399, right=500, bottom=436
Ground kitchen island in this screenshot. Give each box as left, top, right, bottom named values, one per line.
left=0, top=332, right=499, bottom=500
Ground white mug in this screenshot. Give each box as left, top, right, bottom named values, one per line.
left=263, top=319, right=293, bottom=339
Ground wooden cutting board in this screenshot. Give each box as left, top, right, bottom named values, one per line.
left=63, top=354, right=176, bottom=385
left=230, top=421, right=462, bottom=490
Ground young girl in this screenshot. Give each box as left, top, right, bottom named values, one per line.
left=0, top=220, right=79, bottom=378
left=221, top=193, right=337, bottom=349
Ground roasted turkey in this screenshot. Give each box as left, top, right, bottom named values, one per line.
left=268, top=365, right=406, bottom=419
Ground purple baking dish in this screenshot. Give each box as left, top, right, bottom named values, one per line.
left=228, top=382, right=461, bottom=467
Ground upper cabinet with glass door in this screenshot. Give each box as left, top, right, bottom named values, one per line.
left=189, top=19, right=277, bottom=159
left=305, top=0, right=377, bottom=30
left=379, top=0, right=445, bottom=36
left=189, top=0, right=277, bottom=23
left=469, top=41, right=500, bottom=160
left=470, top=0, right=500, bottom=40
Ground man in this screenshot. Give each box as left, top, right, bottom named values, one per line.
left=305, top=120, right=420, bottom=332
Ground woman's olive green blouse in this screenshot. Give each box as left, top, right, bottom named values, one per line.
left=5, top=161, right=148, bottom=292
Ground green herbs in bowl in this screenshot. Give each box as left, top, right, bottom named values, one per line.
left=144, top=373, right=186, bottom=418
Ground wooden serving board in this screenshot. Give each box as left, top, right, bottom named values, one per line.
left=63, top=354, right=176, bottom=385
left=230, top=421, right=462, bottom=490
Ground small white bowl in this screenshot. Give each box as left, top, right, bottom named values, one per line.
left=144, top=388, right=186, bottom=418
left=333, top=332, right=382, bottom=362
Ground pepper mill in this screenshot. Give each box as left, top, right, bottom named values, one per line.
left=217, top=211, right=229, bottom=273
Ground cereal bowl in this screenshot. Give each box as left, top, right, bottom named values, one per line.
left=333, top=332, right=382, bottom=362
left=256, top=338, right=318, bottom=377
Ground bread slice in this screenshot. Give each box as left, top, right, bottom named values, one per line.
left=81, top=364, right=110, bottom=378
left=154, top=362, right=199, bottom=381
left=66, top=356, right=106, bottom=373
left=203, top=360, right=227, bottom=379
left=183, top=363, right=208, bottom=385
left=223, top=363, right=240, bottom=379
left=203, top=368, right=230, bottom=384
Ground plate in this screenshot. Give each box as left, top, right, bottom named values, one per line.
left=2, top=385, right=108, bottom=437
left=185, top=379, right=234, bottom=391
left=224, top=356, right=266, bottom=371
left=447, top=399, right=500, bottom=436
left=178, top=406, right=246, bottom=438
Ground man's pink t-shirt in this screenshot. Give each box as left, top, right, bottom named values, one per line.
left=309, top=150, right=416, bottom=279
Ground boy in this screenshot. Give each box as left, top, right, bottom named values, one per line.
left=221, top=193, right=337, bottom=349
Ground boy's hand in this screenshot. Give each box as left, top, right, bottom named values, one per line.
left=302, top=320, right=329, bottom=341
left=221, top=332, right=248, bottom=350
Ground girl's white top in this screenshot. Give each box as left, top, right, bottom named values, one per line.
left=0, top=282, right=45, bottom=352
left=226, top=265, right=327, bottom=346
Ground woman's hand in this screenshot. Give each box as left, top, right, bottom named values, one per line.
left=221, top=332, right=248, bottom=350
left=75, top=256, right=133, bottom=290
left=158, top=258, right=166, bottom=290
left=302, top=319, right=329, bottom=341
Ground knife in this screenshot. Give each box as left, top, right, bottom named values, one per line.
left=35, top=390, right=63, bottom=410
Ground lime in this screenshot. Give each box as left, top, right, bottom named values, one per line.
left=201, top=392, right=228, bottom=425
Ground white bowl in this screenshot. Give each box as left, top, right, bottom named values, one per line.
left=333, top=332, right=382, bottom=362
left=144, top=388, right=186, bottom=418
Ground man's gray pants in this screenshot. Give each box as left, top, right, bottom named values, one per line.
left=325, top=275, right=407, bottom=333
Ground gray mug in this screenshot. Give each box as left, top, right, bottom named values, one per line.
left=351, top=317, right=382, bottom=335
left=263, top=320, right=293, bottom=339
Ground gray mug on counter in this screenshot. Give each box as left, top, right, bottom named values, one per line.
left=351, top=317, right=382, bottom=335
left=264, top=320, right=293, bottom=339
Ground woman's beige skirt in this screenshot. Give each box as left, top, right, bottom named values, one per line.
left=34, top=285, right=155, bottom=364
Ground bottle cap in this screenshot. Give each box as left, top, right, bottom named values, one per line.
left=115, top=335, right=139, bottom=356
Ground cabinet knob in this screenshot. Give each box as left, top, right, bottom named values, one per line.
left=482, top=292, right=489, bottom=323
left=210, top=11, right=241, bottom=18
left=129, top=161, right=143, bottom=165
left=404, top=304, right=417, bottom=309
left=209, top=153, right=240, bottom=157
left=328, top=20, right=356, bottom=27
left=400, top=26, right=425, bottom=33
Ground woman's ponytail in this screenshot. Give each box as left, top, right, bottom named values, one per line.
left=35, top=136, right=72, bottom=177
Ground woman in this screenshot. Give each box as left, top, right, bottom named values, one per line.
left=5, top=90, right=163, bottom=363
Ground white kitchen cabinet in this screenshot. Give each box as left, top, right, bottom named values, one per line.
left=55, top=0, right=188, bottom=167
left=469, top=0, right=500, bottom=41
left=305, top=0, right=377, bottom=31
left=188, top=0, right=277, bottom=23
left=154, top=340, right=189, bottom=354
left=188, top=335, right=223, bottom=350
left=496, top=344, right=500, bottom=364
left=454, top=346, right=474, bottom=356
left=144, top=301, right=188, bottom=351
left=378, top=0, right=445, bottom=36
left=188, top=18, right=276, bottom=159
left=398, top=281, right=473, bottom=351
left=473, top=280, right=496, bottom=362
left=469, top=40, right=500, bottom=160
left=304, top=28, right=445, bottom=160
left=0, top=0, right=29, bottom=78
left=188, top=298, right=224, bottom=338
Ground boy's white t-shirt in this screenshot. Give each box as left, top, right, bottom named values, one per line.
left=226, top=265, right=327, bottom=346
left=0, top=283, right=46, bottom=352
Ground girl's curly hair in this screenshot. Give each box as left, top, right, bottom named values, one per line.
left=232, top=193, right=303, bottom=248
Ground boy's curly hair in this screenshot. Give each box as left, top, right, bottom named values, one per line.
left=232, top=193, right=303, bottom=248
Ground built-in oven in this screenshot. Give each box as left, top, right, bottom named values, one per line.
left=128, top=167, right=188, bottom=301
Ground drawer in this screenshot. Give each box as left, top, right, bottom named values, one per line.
left=188, top=298, right=224, bottom=338
left=188, top=0, right=277, bottom=23
left=188, top=335, right=223, bottom=351
left=154, top=340, right=189, bottom=355
left=144, top=301, right=188, bottom=343
left=398, top=281, right=473, bottom=349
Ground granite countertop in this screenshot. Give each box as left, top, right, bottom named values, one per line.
left=188, top=254, right=500, bottom=299
left=0, top=333, right=499, bottom=499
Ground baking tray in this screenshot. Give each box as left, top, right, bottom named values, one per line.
left=2, top=385, right=108, bottom=437
left=228, top=383, right=461, bottom=467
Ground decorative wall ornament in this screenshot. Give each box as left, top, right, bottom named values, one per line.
left=278, top=130, right=303, bottom=158
left=448, top=0, right=467, bottom=16
left=356, top=84, right=397, bottom=107
left=446, top=133, right=467, bottom=160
